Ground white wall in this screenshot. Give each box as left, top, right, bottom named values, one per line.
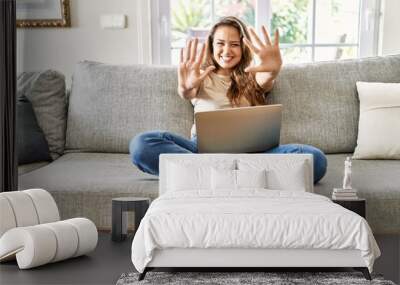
left=380, top=0, right=400, bottom=55
left=17, top=0, right=152, bottom=87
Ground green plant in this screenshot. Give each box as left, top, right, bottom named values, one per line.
left=271, top=0, right=309, bottom=44
left=171, top=0, right=210, bottom=41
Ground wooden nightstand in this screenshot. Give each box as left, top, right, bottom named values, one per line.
left=332, top=198, right=366, bottom=218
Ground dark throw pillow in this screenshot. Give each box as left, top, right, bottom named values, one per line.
left=17, top=70, right=67, bottom=160
left=17, top=96, right=52, bottom=165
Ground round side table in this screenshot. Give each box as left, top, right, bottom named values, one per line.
left=112, top=197, right=150, bottom=242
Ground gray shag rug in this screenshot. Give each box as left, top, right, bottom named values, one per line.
left=116, top=271, right=396, bottom=285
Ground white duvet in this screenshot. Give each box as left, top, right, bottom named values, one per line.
left=131, top=190, right=380, bottom=273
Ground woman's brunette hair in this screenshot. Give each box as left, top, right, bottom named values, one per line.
left=204, top=16, right=266, bottom=106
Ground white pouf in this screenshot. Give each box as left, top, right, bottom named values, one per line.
left=0, top=189, right=98, bottom=269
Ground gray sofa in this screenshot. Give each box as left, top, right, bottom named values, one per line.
left=19, top=56, right=400, bottom=234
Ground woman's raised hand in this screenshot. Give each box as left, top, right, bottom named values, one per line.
left=243, top=26, right=282, bottom=76
left=178, top=38, right=215, bottom=99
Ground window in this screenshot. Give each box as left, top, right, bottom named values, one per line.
left=151, top=0, right=381, bottom=65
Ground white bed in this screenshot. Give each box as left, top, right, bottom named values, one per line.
left=131, top=154, right=380, bottom=280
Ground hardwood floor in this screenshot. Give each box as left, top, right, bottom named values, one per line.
left=374, top=234, right=400, bottom=284
left=0, top=232, right=133, bottom=285
left=1, top=233, right=398, bottom=285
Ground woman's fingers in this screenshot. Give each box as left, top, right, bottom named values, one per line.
left=198, top=65, right=216, bottom=81
left=248, top=27, right=264, bottom=48
left=274, top=29, right=280, bottom=46
left=190, top=38, right=198, bottom=62
left=185, top=39, right=192, bottom=61
left=196, top=43, right=206, bottom=65
left=262, top=25, right=272, bottom=46
left=243, top=37, right=259, bottom=53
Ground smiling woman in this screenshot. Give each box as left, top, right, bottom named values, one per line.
left=129, top=16, right=328, bottom=183
left=16, top=0, right=70, bottom=28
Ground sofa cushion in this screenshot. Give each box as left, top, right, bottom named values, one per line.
left=17, top=96, right=52, bottom=165
left=18, top=162, right=50, bottom=175
left=18, top=153, right=158, bottom=230
left=66, top=61, right=194, bottom=153
left=315, top=154, right=400, bottom=234
left=17, top=70, right=67, bottom=160
left=268, top=55, right=400, bottom=153
left=18, top=153, right=400, bottom=234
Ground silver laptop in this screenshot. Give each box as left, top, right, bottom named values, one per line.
left=195, top=104, right=282, bottom=153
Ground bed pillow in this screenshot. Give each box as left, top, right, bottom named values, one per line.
left=164, top=158, right=236, bottom=193
left=211, top=168, right=236, bottom=190
left=353, top=82, right=400, bottom=159
left=211, top=168, right=267, bottom=190
left=266, top=162, right=307, bottom=191
left=238, top=159, right=308, bottom=192
left=237, top=169, right=267, bottom=188
left=166, top=162, right=211, bottom=191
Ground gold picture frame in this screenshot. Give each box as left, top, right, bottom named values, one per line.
left=16, top=0, right=71, bottom=28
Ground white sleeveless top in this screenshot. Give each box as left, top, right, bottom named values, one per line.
left=190, top=72, right=251, bottom=138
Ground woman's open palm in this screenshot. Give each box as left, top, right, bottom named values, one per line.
left=244, top=26, right=282, bottom=75
left=178, top=38, right=215, bottom=96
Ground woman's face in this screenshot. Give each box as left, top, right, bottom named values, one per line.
left=212, top=25, right=242, bottom=75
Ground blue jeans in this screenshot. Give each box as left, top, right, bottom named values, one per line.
left=129, top=131, right=327, bottom=183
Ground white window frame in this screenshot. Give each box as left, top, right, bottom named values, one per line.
left=150, top=0, right=381, bottom=65
left=359, top=0, right=382, bottom=57
left=150, top=0, right=171, bottom=65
